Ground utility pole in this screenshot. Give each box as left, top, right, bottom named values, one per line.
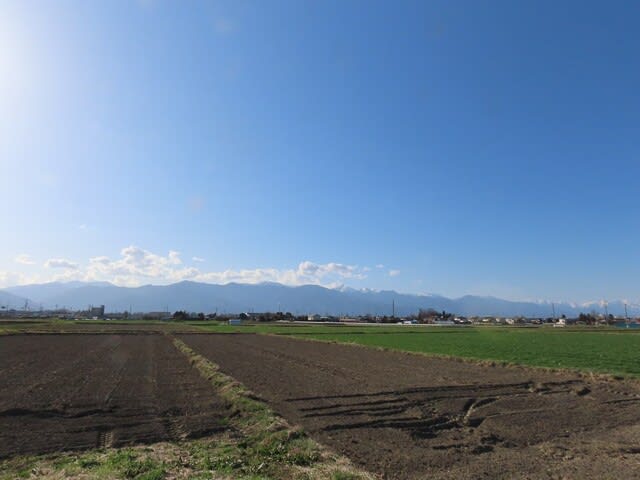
left=392, top=299, right=395, bottom=318
left=624, top=302, right=630, bottom=328
left=551, top=302, right=556, bottom=320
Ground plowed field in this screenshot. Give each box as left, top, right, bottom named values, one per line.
left=181, top=333, right=640, bottom=480
left=0, top=334, right=229, bottom=458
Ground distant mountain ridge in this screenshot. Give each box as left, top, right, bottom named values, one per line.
left=5, top=281, right=114, bottom=307
left=1, top=281, right=637, bottom=317
left=0, top=290, right=29, bottom=309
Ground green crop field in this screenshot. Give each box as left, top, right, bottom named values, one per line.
left=193, top=323, right=640, bottom=378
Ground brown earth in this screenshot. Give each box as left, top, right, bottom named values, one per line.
left=0, top=334, right=230, bottom=458
left=181, top=333, right=640, bottom=480
left=0, top=320, right=203, bottom=334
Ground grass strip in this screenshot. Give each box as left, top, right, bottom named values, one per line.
left=1, top=445, right=176, bottom=480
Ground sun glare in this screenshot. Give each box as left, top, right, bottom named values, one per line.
left=0, top=19, right=33, bottom=103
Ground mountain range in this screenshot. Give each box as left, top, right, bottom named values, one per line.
left=1, top=281, right=637, bottom=317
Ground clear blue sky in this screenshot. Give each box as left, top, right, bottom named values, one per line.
left=1, top=0, right=639, bottom=303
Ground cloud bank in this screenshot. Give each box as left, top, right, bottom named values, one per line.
left=44, top=258, right=79, bottom=270
left=9, top=246, right=369, bottom=288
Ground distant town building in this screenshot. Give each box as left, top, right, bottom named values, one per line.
left=89, top=305, right=105, bottom=318
left=339, top=317, right=360, bottom=323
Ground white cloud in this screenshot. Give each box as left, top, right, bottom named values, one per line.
left=193, top=260, right=367, bottom=287
left=376, top=264, right=385, bottom=269
left=297, top=261, right=364, bottom=279
left=4, top=245, right=371, bottom=289
left=44, top=258, right=79, bottom=270
left=0, top=271, right=38, bottom=289
left=83, top=246, right=191, bottom=286
left=15, top=254, right=35, bottom=265
left=192, top=257, right=205, bottom=263
left=168, top=250, right=182, bottom=265
left=388, top=269, right=401, bottom=277
left=90, top=256, right=111, bottom=265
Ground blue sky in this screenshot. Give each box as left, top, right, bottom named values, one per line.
left=1, top=0, right=639, bottom=302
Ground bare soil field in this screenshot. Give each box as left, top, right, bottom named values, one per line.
left=181, top=333, right=640, bottom=480
left=0, top=320, right=203, bottom=334
left=0, top=334, right=230, bottom=458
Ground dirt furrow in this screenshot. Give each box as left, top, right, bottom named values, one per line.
left=0, top=334, right=230, bottom=458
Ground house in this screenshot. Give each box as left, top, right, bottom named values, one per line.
left=340, top=317, right=360, bottom=323
left=434, top=319, right=454, bottom=325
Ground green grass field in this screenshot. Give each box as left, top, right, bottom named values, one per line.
left=193, top=323, right=640, bottom=378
